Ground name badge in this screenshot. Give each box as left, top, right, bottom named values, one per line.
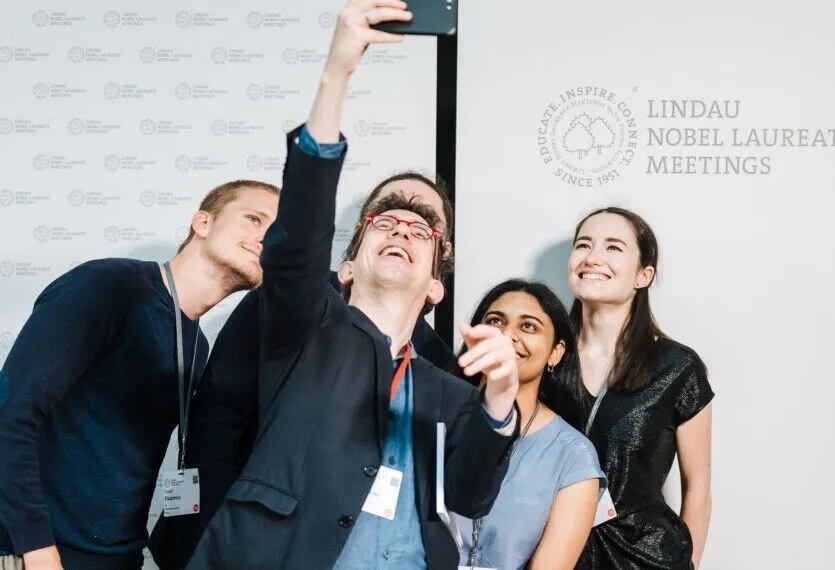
left=161, top=468, right=200, bottom=517
left=592, top=487, right=617, bottom=527
left=361, top=466, right=403, bottom=520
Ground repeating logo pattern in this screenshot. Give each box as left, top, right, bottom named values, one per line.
left=0, top=6, right=432, bottom=410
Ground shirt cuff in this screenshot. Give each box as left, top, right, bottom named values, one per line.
left=296, top=124, right=347, bottom=158
left=480, top=404, right=517, bottom=436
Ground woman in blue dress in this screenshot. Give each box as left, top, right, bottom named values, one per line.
left=455, top=279, right=607, bottom=570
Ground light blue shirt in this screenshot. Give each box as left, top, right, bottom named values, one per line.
left=333, top=342, right=426, bottom=569
left=455, top=416, right=606, bottom=570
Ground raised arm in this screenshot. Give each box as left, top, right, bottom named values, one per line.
left=259, top=0, right=411, bottom=350
left=444, top=324, right=521, bottom=517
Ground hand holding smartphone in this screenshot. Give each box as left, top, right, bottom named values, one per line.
left=372, top=0, right=457, bottom=36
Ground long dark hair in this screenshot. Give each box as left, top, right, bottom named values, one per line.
left=570, top=207, right=665, bottom=393
left=460, top=279, right=583, bottom=403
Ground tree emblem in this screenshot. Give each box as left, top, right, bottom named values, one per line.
left=589, top=117, right=615, bottom=155
left=562, top=114, right=615, bottom=159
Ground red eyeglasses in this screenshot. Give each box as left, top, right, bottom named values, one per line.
left=365, top=214, right=441, bottom=241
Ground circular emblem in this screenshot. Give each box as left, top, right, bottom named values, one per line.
left=68, top=189, right=85, bottom=207
left=538, top=87, right=638, bottom=187
left=0, top=331, right=14, bottom=347
left=318, top=12, right=336, bottom=29
left=175, top=11, right=192, bottom=28
left=0, top=119, right=13, bottom=135
left=103, top=82, right=121, bottom=100
left=0, top=261, right=14, bottom=278
left=247, top=11, right=264, bottom=29
left=104, top=154, right=121, bottom=171
left=175, top=155, right=192, bottom=171
left=67, top=46, right=85, bottom=63
left=32, top=154, right=50, bottom=171
left=0, top=46, right=14, bottom=64
left=0, top=189, right=14, bottom=206
left=175, top=83, right=192, bottom=99
left=67, top=119, right=85, bottom=135
left=246, top=155, right=263, bottom=172
left=174, top=225, right=190, bottom=243
left=246, top=83, right=264, bottom=100
left=282, top=120, right=298, bottom=134
left=104, top=225, right=121, bottom=243
left=32, top=10, right=49, bottom=27
left=33, top=225, right=51, bottom=242
left=352, top=120, right=370, bottom=138
left=139, top=119, right=156, bottom=135
left=139, top=190, right=156, bottom=207
left=103, top=11, right=121, bottom=28
left=282, top=48, right=299, bottom=65
left=210, top=47, right=227, bottom=64
left=32, top=82, right=49, bottom=99
left=210, top=120, right=227, bottom=136
left=139, top=47, right=156, bottom=64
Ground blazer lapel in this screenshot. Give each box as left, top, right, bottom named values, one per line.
left=349, top=306, right=393, bottom=450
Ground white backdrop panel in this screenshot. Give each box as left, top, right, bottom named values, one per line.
left=0, top=2, right=436, bottom=568
left=455, top=1, right=835, bottom=569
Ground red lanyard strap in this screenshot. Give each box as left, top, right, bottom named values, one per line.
left=389, top=343, right=412, bottom=401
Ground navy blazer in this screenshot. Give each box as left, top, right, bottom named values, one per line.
left=176, top=130, right=516, bottom=570
left=149, top=278, right=458, bottom=569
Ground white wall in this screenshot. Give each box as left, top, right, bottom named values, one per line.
left=0, top=2, right=436, bottom=568
left=454, top=1, right=835, bottom=568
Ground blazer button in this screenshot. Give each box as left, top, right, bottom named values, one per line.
left=338, top=515, right=354, bottom=528
left=363, top=465, right=378, bottom=477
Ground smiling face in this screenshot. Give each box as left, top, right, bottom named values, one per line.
left=199, top=186, right=279, bottom=289
left=481, top=291, right=564, bottom=385
left=339, top=178, right=447, bottom=308
left=568, top=212, right=655, bottom=306
left=344, top=206, right=443, bottom=305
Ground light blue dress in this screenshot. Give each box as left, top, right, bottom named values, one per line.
left=455, top=415, right=606, bottom=570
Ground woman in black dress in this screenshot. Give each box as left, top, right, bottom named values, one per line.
left=548, top=207, right=714, bottom=570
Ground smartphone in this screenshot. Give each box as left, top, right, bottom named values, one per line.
left=373, top=0, right=457, bottom=36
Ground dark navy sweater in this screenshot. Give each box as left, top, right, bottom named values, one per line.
left=0, top=258, right=207, bottom=570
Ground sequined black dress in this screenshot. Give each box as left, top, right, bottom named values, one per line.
left=552, top=338, right=714, bottom=570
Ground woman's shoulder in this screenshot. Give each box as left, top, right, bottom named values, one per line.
left=656, top=337, right=707, bottom=375
left=540, top=415, right=598, bottom=459
left=653, top=338, right=714, bottom=422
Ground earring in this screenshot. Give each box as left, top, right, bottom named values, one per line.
left=546, top=364, right=555, bottom=374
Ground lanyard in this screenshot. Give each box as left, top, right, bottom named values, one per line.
left=163, top=262, right=200, bottom=470
left=466, top=400, right=540, bottom=568
left=389, top=343, right=412, bottom=401
left=584, top=383, right=609, bottom=436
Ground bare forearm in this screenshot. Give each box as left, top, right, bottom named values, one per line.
left=681, top=490, right=712, bottom=568
left=306, top=71, right=350, bottom=143
left=22, top=545, right=63, bottom=570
